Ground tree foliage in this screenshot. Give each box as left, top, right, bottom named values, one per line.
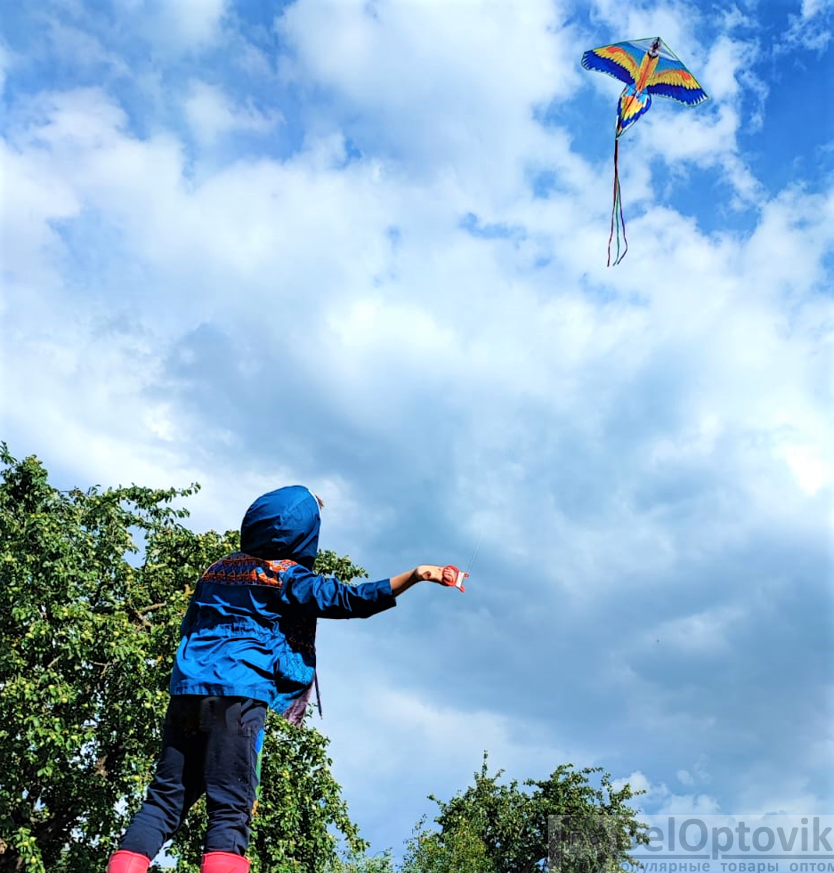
left=400, top=754, right=648, bottom=873
left=0, top=447, right=369, bottom=872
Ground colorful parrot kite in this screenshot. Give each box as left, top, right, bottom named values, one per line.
left=581, top=37, right=709, bottom=266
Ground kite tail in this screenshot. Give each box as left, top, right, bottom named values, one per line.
left=607, top=138, right=629, bottom=267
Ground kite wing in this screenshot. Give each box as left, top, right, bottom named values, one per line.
left=647, top=56, right=709, bottom=104
left=581, top=41, right=643, bottom=87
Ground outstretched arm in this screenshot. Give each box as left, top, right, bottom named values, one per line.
left=389, top=565, right=447, bottom=596
left=280, top=564, right=452, bottom=618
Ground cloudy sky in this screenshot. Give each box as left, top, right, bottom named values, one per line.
left=1, top=0, right=833, bottom=861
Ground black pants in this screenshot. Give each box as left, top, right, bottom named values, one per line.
left=120, top=695, right=268, bottom=859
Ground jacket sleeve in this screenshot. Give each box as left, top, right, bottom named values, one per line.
left=279, top=565, right=397, bottom=618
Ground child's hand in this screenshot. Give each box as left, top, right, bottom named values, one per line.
left=414, top=565, right=467, bottom=592
left=390, top=566, right=467, bottom=597
left=413, top=565, right=447, bottom=584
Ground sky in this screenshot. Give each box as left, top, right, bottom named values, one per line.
left=1, top=0, right=833, bottom=863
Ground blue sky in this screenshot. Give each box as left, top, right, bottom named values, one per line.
left=1, top=0, right=833, bottom=864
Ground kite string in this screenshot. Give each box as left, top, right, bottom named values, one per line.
left=465, top=528, right=484, bottom=578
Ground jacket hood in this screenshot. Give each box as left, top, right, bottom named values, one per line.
left=240, top=485, right=320, bottom=570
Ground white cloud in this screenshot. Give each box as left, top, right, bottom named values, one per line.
left=644, top=604, right=747, bottom=655
left=612, top=769, right=721, bottom=815
left=184, top=80, right=282, bottom=146
left=781, top=445, right=832, bottom=495
left=657, top=793, right=721, bottom=815
left=677, top=769, right=694, bottom=786
left=804, top=0, right=834, bottom=14
left=613, top=770, right=652, bottom=795
left=778, top=0, right=834, bottom=54
left=156, top=0, right=228, bottom=48
left=586, top=0, right=704, bottom=57
left=103, top=0, right=229, bottom=53
left=276, top=0, right=579, bottom=196
left=42, top=18, right=131, bottom=76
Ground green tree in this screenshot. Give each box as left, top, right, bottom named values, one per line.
left=324, top=848, right=396, bottom=873
left=400, top=754, right=648, bottom=873
left=0, top=446, right=370, bottom=872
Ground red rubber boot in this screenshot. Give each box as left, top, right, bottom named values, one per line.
left=200, top=852, right=250, bottom=873
left=106, top=851, right=151, bottom=873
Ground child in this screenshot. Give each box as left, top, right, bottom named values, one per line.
left=106, top=485, right=454, bottom=873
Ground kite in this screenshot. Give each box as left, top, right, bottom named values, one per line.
left=581, top=37, right=709, bottom=266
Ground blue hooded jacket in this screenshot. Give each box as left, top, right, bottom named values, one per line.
left=169, top=486, right=396, bottom=716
